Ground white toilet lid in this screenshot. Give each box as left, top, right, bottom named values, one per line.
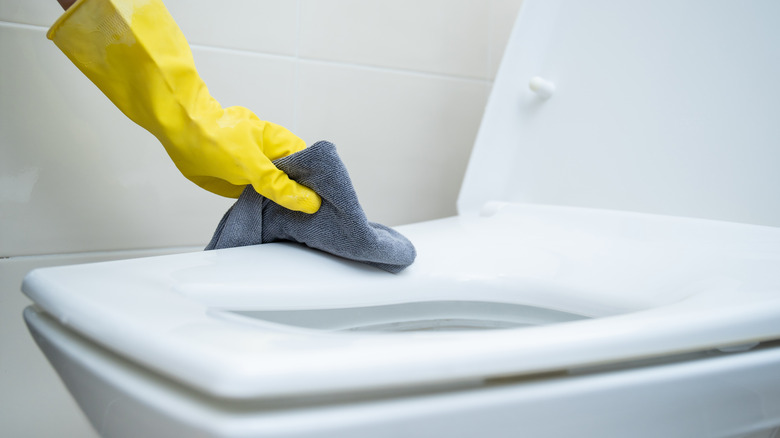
left=23, top=204, right=780, bottom=399
left=458, top=0, right=780, bottom=227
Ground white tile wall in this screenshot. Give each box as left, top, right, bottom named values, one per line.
left=0, top=0, right=61, bottom=26
left=193, top=46, right=300, bottom=129
left=1, top=0, right=523, bottom=435
left=166, top=0, right=299, bottom=56
left=0, top=23, right=235, bottom=256
left=1, top=0, right=523, bottom=257
left=297, top=60, right=488, bottom=224
left=299, top=0, right=491, bottom=79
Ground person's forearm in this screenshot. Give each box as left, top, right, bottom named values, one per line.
left=57, top=0, right=77, bottom=11
left=47, top=0, right=321, bottom=212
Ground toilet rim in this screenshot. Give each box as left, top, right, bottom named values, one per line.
left=22, top=204, right=780, bottom=400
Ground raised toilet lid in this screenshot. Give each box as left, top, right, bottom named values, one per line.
left=459, top=0, right=780, bottom=226
left=23, top=0, right=780, bottom=399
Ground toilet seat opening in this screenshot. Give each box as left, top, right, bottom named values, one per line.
left=229, top=300, right=589, bottom=333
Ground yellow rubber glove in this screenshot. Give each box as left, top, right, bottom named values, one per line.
left=48, top=0, right=321, bottom=213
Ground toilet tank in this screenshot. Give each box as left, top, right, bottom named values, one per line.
left=458, top=0, right=780, bottom=228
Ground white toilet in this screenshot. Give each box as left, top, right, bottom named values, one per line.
left=22, top=1, right=780, bottom=437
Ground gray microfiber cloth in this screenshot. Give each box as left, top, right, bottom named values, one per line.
left=205, top=140, right=416, bottom=273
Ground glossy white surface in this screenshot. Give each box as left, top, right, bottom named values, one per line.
left=459, top=0, right=780, bottom=227
left=25, top=306, right=780, bottom=437
left=1, top=248, right=199, bottom=438
left=22, top=205, right=780, bottom=399
left=1, top=256, right=98, bottom=438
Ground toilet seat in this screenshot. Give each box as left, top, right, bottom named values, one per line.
left=23, top=203, right=780, bottom=399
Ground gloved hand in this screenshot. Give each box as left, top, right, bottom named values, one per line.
left=47, top=0, right=321, bottom=213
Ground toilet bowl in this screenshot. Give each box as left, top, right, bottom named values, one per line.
left=22, top=208, right=780, bottom=437
left=22, top=0, right=780, bottom=437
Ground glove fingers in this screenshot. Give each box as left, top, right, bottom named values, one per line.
left=249, top=161, right=321, bottom=214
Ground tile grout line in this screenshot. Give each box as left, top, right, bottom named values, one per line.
left=485, top=0, right=497, bottom=97
left=298, top=57, right=491, bottom=85
left=191, top=43, right=491, bottom=85
left=0, top=20, right=49, bottom=31
left=183, top=47, right=491, bottom=85
left=293, top=0, right=302, bottom=133
left=1, top=19, right=491, bottom=86
left=486, top=0, right=494, bottom=83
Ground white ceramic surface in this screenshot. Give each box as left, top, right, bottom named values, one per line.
left=0, top=257, right=97, bottom=437
left=25, top=305, right=780, bottom=437
left=459, top=0, right=780, bottom=227
left=1, top=249, right=199, bottom=438
left=22, top=205, right=780, bottom=399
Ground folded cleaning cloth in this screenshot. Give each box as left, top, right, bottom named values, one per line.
left=205, top=141, right=416, bottom=273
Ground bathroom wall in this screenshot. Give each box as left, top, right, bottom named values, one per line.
left=0, top=0, right=523, bottom=436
